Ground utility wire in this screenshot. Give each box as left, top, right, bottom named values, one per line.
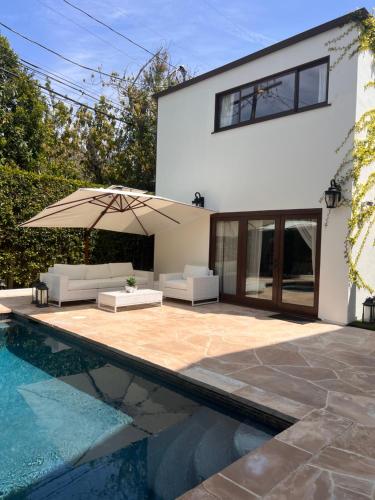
left=62, top=0, right=180, bottom=72
left=21, top=59, right=122, bottom=111
left=20, top=58, right=122, bottom=107
left=0, top=20, right=131, bottom=83
left=37, top=0, right=140, bottom=65
left=1, top=66, right=126, bottom=124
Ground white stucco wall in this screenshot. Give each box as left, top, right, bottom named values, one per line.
left=154, top=24, right=373, bottom=324
left=350, top=50, right=375, bottom=321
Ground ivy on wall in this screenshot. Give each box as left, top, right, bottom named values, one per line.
left=327, top=11, right=375, bottom=292
left=0, top=166, right=154, bottom=287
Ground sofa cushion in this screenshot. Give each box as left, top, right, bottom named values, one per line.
left=164, top=279, right=188, bottom=290
left=183, top=265, right=209, bottom=280
left=68, top=276, right=148, bottom=291
left=109, top=262, right=133, bottom=278
left=54, top=264, right=86, bottom=280
left=85, top=264, right=110, bottom=280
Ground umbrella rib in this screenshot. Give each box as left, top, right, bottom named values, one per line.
left=19, top=198, right=103, bottom=226
left=48, top=193, right=108, bottom=209
left=123, top=196, right=148, bottom=235
left=127, top=195, right=181, bottom=224
left=89, top=194, right=120, bottom=230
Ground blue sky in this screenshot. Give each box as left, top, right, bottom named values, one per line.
left=1, top=0, right=373, bottom=100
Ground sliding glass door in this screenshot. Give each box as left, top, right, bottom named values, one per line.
left=211, top=210, right=321, bottom=316
left=245, top=219, right=276, bottom=302
left=280, top=218, right=318, bottom=308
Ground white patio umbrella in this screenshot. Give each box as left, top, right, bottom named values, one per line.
left=21, top=186, right=214, bottom=236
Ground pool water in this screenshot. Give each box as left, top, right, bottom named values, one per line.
left=0, top=318, right=276, bottom=499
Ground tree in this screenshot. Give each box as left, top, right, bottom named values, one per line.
left=0, top=35, right=48, bottom=170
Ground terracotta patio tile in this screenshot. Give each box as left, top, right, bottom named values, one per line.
left=338, top=368, right=375, bottom=392
left=220, top=438, right=311, bottom=497
left=331, top=472, right=374, bottom=497
left=324, top=350, right=375, bottom=367
left=178, top=485, right=216, bottom=499
left=180, top=366, right=248, bottom=393
left=275, top=409, right=352, bottom=454
left=234, top=384, right=315, bottom=420
left=326, top=392, right=375, bottom=426
left=299, top=349, right=350, bottom=370
left=310, top=446, right=375, bottom=480
left=270, top=366, right=337, bottom=381
left=314, top=379, right=367, bottom=396
left=231, top=365, right=328, bottom=408
left=264, top=465, right=371, bottom=500
left=255, top=347, right=309, bottom=366
left=185, top=474, right=258, bottom=499
left=332, top=424, right=375, bottom=459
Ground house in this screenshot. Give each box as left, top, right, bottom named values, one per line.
left=154, top=8, right=375, bottom=325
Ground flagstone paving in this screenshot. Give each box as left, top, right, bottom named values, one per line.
left=1, top=291, right=375, bottom=498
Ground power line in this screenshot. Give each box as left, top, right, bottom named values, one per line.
left=62, top=0, right=180, bottom=72
left=0, top=20, right=131, bottom=83
left=20, top=58, right=122, bottom=107
left=21, top=58, right=123, bottom=111
left=37, top=0, right=140, bottom=65
left=1, top=66, right=126, bottom=124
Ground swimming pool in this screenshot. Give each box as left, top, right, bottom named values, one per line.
left=1, top=316, right=277, bottom=499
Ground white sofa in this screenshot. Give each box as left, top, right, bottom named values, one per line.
left=40, top=263, right=154, bottom=307
left=159, top=265, right=219, bottom=306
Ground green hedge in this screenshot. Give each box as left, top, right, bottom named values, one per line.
left=0, top=166, right=154, bottom=287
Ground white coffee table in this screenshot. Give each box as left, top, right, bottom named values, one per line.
left=97, top=289, right=163, bottom=312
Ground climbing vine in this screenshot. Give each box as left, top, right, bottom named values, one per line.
left=326, top=11, right=375, bottom=292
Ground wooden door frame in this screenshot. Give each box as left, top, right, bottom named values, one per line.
left=209, top=208, right=322, bottom=318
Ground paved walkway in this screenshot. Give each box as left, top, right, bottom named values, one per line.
left=2, top=292, right=375, bottom=499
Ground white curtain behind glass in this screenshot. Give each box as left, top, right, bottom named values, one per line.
left=215, top=221, right=238, bottom=294
left=317, top=64, right=327, bottom=102
left=296, top=221, right=317, bottom=274
left=246, top=221, right=264, bottom=292
left=220, top=93, right=238, bottom=128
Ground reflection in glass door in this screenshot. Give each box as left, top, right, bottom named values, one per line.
left=211, top=210, right=321, bottom=316
left=245, top=220, right=275, bottom=301
left=215, top=221, right=239, bottom=295
left=281, top=218, right=317, bottom=308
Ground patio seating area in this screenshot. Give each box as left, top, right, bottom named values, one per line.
left=1, top=290, right=375, bottom=498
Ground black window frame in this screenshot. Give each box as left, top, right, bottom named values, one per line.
left=214, top=57, right=330, bottom=133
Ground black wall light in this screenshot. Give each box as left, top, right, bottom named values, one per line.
left=325, top=179, right=342, bottom=209
left=192, top=192, right=205, bottom=208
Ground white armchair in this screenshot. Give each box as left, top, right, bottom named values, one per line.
left=159, top=265, right=219, bottom=306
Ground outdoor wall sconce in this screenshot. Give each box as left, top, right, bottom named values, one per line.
left=35, top=281, right=49, bottom=308
left=31, top=279, right=40, bottom=304
left=362, top=296, right=375, bottom=323
left=325, top=179, right=342, bottom=209
left=192, top=192, right=205, bottom=208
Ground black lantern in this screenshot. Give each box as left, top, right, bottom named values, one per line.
left=362, top=296, right=375, bottom=323
left=31, top=279, right=40, bottom=304
left=325, top=179, right=342, bottom=209
left=192, top=192, right=205, bottom=208
left=35, top=281, right=49, bottom=308
left=0, top=279, right=6, bottom=291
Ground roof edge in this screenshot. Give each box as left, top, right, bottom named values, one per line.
left=155, top=7, right=369, bottom=99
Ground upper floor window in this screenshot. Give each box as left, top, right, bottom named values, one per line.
left=215, top=58, right=329, bottom=132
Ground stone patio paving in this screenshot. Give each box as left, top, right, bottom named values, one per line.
left=1, top=291, right=375, bottom=499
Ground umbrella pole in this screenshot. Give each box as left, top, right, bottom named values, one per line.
left=84, top=229, right=91, bottom=264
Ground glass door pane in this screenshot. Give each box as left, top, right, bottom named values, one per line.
left=281, top=218, right=317, bottom=307
left=215, top=221, right=239, bottom=295
left=245, top=220, right=275, bottom=301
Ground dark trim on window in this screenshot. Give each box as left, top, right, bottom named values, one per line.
left=154, top=8, right=368, bottom=99
left=214, top=57, right=330, bottom=132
